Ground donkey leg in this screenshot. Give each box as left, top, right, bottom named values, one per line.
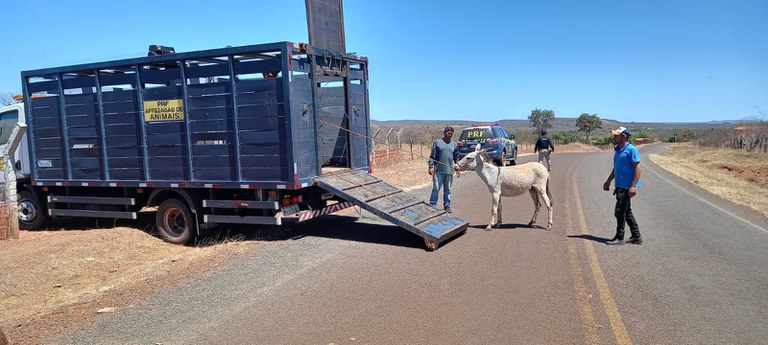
left=487, top=193, right=501, bottom=230
left=528, top=188, right=541, bottom=227
left=497, top=198, right=503, bottom=227
left=538, top=188, right=554, bottom=230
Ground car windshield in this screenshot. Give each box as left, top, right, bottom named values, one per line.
left=458, top=128, right=493, bottom=141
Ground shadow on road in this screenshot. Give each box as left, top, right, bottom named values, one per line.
left=196, top=215, right=431, bottom=250
left=567, top=234, right=611, bottom=244
left=286, top=216, right=428, bottom=249
left=468, top=223, right=543, bottom=231
left=26, top=212, right=443, bottom=250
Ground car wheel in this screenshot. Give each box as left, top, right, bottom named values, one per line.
left=499, top=151, right=507, bottom=167
left=511, top=148, right=518, bottom=165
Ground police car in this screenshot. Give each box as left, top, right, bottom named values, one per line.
left=457, top=123, right=518, bottom=166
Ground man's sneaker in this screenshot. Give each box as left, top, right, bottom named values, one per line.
left=444, top=206, right=452, bottom=213
left=626, top=237, right=643, bottom=245
left=606, top=237, right=624, bottom=245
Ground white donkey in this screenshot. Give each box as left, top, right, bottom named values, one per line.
left=457, top=144, right=553, bottom=230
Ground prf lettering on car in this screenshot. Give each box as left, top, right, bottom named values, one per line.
left=144, top=99, right=184, bottom=122
left=466, top=130, right=485, bottom=138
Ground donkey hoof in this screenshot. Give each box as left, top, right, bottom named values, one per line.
left=485, top=226, right=494, bottom=231
left=528, top=222, right=535, bottom=227
left=546, top=225, right=553, bottom=231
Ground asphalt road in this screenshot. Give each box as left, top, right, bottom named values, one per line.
left=48, top=144, right=768, bottom=344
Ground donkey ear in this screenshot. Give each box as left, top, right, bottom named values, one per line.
left=474, top=144, right=482, bottom=152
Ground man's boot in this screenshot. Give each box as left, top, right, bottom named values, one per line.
left=626, top=228, right=643, bottom=245
left=606, top=231, right=624, bottom=245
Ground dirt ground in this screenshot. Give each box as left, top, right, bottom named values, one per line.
left=648, top=142, right=768, bottom=218
left=1, top=142, right=764, bottom=343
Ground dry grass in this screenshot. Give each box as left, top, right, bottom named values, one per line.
left=650, top=143, right=768, bottom=218
left=0, top=225, right=251, bottom=339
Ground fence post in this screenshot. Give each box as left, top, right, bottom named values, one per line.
left=371, top=128, right=381, bottom=152
left=385, top=128, right=394, bottom=163
left=396, top=128, right=403, bottom=149
left=409, top=136, right=414, bottom=159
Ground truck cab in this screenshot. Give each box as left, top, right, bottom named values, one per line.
left=0, top=101, right=30, bottom=182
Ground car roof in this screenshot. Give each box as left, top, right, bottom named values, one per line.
left=461, top=126, right=494, bottom=131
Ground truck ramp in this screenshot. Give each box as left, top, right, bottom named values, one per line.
left=316, top=170, right=468, bottom=250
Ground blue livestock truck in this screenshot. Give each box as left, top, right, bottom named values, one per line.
left=3, top=0, right=467, bottom=250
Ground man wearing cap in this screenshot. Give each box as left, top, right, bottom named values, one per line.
left=603, top=126, right=643, bottom=245
left=428, top=126, right=460, bottom=213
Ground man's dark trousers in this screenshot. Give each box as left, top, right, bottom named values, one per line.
left=614, top=188, right=640, bottom=239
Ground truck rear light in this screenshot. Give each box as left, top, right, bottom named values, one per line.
left=232, top=201, right=249, bottom=207
left=283, top=195, right=301, bottom=206
left=457, top=141, right=464, bottom=147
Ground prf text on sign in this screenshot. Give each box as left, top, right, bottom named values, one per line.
left=144, top=99, right=184, bottom=122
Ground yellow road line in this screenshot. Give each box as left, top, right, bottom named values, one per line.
left=565, top=199, right=600, bottom=344
left=571, top=167, right=633, bottom=345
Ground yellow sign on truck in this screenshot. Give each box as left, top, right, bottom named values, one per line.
left=144, top=99, right=184, bottom=122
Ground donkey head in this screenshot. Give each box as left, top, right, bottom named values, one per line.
left=457, top=144, right=489, bottom=171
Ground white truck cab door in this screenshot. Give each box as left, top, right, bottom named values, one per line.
left=0, top=106, right=30, bottom=178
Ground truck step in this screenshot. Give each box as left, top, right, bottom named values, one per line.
left=204, top=214, right=281, bottom=225
left=49, top=209, right=136, bottom=219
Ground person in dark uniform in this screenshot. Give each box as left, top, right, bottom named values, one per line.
left=535, top=128, right=555, bottom=171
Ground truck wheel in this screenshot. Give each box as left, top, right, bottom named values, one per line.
left=156, top=198, right=196, bottom=244
left=18, top=190, right=47, bottom=230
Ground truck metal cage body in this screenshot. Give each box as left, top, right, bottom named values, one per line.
left=21, top=42, right=370, bottom=189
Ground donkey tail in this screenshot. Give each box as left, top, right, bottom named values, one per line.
left=546, top=173, right=553, bottom=208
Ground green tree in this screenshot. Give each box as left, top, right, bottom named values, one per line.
left=551, top=130, right=581, bottom=145
left=528, top=108, right=555, bottom=131
left=575, top=113, right=602, bottom=143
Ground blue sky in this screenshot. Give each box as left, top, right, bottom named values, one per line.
left=2, top=0, right=766, bottom=123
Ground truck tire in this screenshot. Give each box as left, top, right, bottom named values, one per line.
left=18, top=190, right=47, bottom=230
left=156, top=198, right=196, bottom=244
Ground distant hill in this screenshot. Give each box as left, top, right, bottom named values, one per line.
left=370, top=118, right=744, bottom=144
left=372, top=118, right=742, bottom=133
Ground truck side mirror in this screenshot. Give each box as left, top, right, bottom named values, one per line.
left=509, top=134, right=515, bottom=140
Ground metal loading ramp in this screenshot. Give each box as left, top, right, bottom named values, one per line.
left=316, top=170, right=469, bottom=250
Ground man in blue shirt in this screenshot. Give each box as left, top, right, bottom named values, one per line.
left=603, top=126, right=643, bottom=245
left=428, top=126, right=459, bottom=213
